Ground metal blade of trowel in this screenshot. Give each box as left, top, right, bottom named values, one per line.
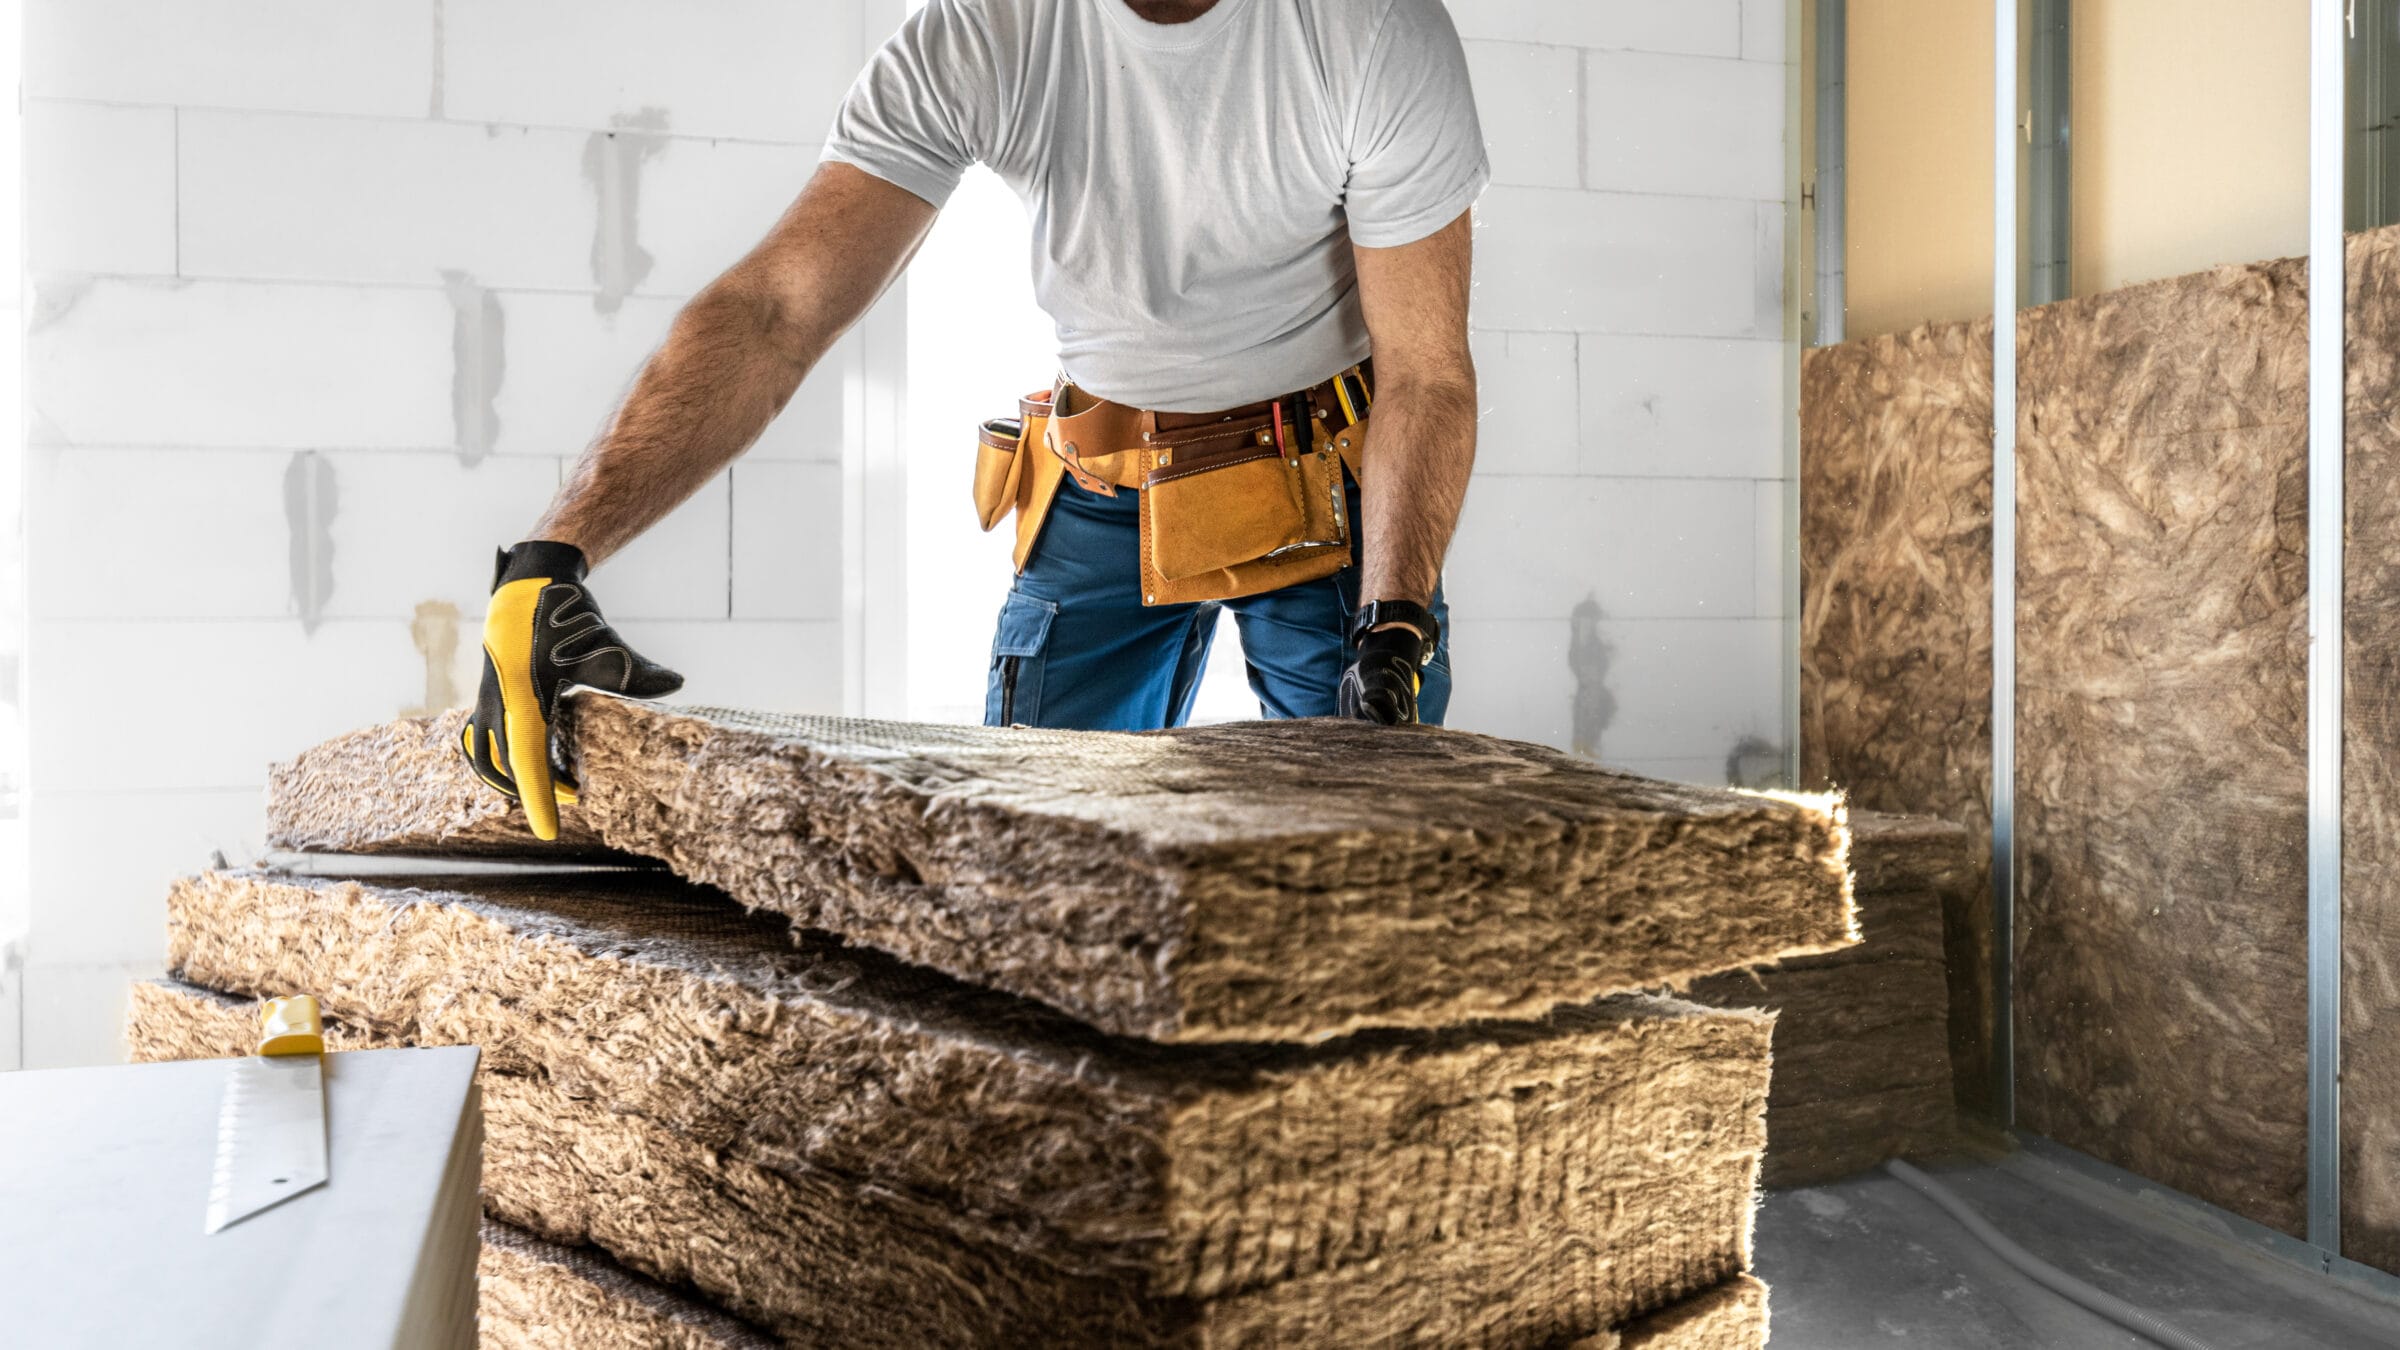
left=204, top=995, right=329, bottom=1233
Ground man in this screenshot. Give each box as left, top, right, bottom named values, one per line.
left=464, top=0, right=1486, bottom=840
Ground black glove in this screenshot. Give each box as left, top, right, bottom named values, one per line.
left=461, top=541, right=682, bottom=840
left=1338, top=599, right=1440, bottom=726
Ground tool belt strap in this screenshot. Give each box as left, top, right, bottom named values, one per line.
left=1043, top=362, right=1374, bottom=494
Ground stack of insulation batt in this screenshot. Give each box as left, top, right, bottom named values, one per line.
left=1689, top=813, right=1971, bottom=1186
left=130, top=694, right=1859, bottom=1348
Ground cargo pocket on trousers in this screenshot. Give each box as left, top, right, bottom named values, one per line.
left=985, top=592, right=1058, bottom=726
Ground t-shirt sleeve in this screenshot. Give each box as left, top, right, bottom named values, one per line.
left=1343, top=0, right=1490, bottom=248
left=820, top=0, right=995, bottom=209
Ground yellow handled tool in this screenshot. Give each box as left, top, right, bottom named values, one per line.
left=204, top=994, right=331, bottom=1233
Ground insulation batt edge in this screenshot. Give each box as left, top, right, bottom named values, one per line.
left=1687, top=812, right=1969, bottom=1187
left=267, top=698, right=1857, bottom=1044
left=478, top=1219, right=779, bottom=1350
left=152, top=870, right=1775, bottom=1348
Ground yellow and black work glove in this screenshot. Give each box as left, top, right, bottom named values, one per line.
left=1338, top=599, right=1440, bottom=726
left=462, top=540, right=682, bottom=840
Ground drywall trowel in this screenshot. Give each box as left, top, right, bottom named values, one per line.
left=203, top=995, right=330, bottom=1233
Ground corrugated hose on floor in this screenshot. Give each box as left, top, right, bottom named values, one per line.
left=1883, top=1159, right=2225, bottom=1350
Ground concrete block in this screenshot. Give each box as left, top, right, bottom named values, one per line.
left=1442, top=616, right=1783, bottom=767
left=23, top=102, right=176, bottom=276
left=1443, top=0, right=1742, bottom=57
left=587, top=469, right=732, bottom=621
left=730, top=461, right=843, bottom=620
left=27, top=448, right=287, bottom=620
left=1586, top=52, right=1785, bottom=201
left=27, top=619, right=425, bottom=793
left=1742, top=0, right=1788, bottom=62
left=615, top=620, right=844, bottom=713
left=1437, top=616, right=1574, bottom=751
left=1467, top=330, right=1578, bottom=475
left=1755, top=477, right=1792, bottom=619
left=442, top=0, right=862, bottom=142
left=494, top=297, right=846, bottom=462
left=28, top=447, right=568, bottom=626
left=1444, top=475, right=1758, bottom=620
left=27, top=279, right=454, bottom=449
left=26, top=789, right=261, bottom=966
left=21, top=959, right=165, bottom=1068
left=1579, top=335, right=1785, bottom=478
left=1471, top=187, right=1760, bottom=336
left=1612, top=756, right=1734, bottom=787
left=492, top=293, right=676, bottom=457
left=320, top=452, right=569, bottom=619
left=1462, top=42, right=1580, bottom=190
left=25, top=0, right=433, bottom=115
left=1755, top=201, right=1787, bottom=337
left=635, top=136, right=817, bottom=297
left=178, top=113, right=591, bottom=290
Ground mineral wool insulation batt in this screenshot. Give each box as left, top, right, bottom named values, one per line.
left=267, top=694, right=1857, bottom=1042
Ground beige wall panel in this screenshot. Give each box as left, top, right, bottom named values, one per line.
left=2069, top=0, right=2307, bottom=296
left=1843, top=0, right=1994, bottom=339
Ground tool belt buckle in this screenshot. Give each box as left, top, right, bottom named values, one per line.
left=1054, top=436, right=1117, bottom=497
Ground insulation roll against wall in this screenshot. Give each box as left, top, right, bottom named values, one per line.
left=269, top=700, right=1857, bottom=1044
left=147, top=868, right=1776, bottom=1348
left=2013, top=254, right=2311, bottom=1237
left=1798, top=232, right=2400, bottom=1248
left=1799, top=315, right=1997, bottom=1117
left=2344, top=223, right=2400, bottom=1271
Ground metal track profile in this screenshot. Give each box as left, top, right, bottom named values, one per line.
left=2307, top=0, right=2347, bottom=1255
left=1991, top=0, right=2021, bottom=1129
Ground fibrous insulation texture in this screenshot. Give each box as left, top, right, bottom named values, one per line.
left=1689, top=813, right=1966, bottom=1186
left=1798, top=316, right=1998, bottom=1119
left=266, top=697, right=1854, bottom=1043
left=268, top=708, right=620, bottom=857
left=479, top=1220, right=778, bottom=1350
left=1578, top=1274, right=1769, bottom=1350
left=2015, top=254, right=2310, bottom=1238
left=153, top=871, right=1774, bottom=1347
left=2342, top=222, right=2400, bottom=1273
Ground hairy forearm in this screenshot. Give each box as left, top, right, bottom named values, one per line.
left=526, top=163, right=934, bottom=566
left=1360, top=371, right=1477, bottom=607
left=531, top=279, right=814, bottom=564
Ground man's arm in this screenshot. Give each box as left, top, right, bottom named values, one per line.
left=1352, top=210, right=1477, bottom=616
left=530, top=162, right=939, bottom=562
left=464, top=164, right=936, bottom=841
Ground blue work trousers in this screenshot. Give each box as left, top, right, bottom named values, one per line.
left=983, top=478, right=1451, bottom=730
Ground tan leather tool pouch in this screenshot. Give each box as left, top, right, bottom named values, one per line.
left=972, top=418, right=1026, bottom=532
left=1139, top=420, right=1352, bottom=605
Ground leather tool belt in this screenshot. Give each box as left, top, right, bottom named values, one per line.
left=972, top=363, right=1375, bottom=606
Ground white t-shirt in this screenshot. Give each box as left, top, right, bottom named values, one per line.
left=823, top=0, right=1488, bottom=411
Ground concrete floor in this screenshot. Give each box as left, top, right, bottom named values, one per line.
left=1756, top=1150, right=2400, bottom=1348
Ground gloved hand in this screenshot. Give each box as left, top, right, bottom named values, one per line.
left=461, top=540, right=683, bottom=840
left=1338, top=600, right=1439, bottom=726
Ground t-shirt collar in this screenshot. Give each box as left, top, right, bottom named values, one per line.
left=1095, top=0, right=1257, bottom=51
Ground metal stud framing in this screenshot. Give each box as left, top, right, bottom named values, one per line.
left=2307, top=0, right=2347, bottom=1255
left=1992, top=0, right=2021, bottom=1129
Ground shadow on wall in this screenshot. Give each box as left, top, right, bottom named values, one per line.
left=1568, top=595, right=1615, bottom=759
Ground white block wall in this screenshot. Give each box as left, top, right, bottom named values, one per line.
left=10, top=0, right=1797, bottom=1068
left=17, top=0, right=863, bottom=1067
left=1445, top=0, right=1794, bottom=785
